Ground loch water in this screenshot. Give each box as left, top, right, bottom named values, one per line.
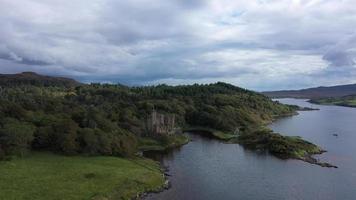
left=146, top=99, right=356, bottom=200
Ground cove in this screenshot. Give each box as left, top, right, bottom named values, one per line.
left=145, top=99, right=356, bottom=200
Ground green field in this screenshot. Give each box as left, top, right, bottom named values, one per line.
left=0, top=152, right=165, bottom=200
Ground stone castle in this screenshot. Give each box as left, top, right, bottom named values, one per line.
left=146, top=110, right=176, bottom=136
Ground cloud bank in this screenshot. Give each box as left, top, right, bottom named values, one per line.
left=1, top=0, right=356, bottom=90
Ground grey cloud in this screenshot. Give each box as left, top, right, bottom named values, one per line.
left=1, top=0, right=356, bottom=90
left=0, top=52, right=51, bottom=66
left=322, top=33, right=356, bottom=67
left=96, top=0, right=200, bottom=45
left=323, top=50, right=355, bottom=67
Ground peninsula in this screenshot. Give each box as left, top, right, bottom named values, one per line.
left=0, top=72, right=336, bottom=199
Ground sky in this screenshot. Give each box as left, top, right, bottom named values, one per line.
left=1, top=0, right=356, bottom=91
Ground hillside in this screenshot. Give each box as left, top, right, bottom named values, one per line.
left=0, top=72, right=81, bottom=87
left=0, top=72, right=335, bottom=168
left=263, top=83, right=356, bottom=99
left=0, top=72, right=336, bottom=199
left=0, top=72, right=295, bottom=157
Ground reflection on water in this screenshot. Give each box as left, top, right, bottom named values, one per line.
left=146, top=99, right=356, bottom=200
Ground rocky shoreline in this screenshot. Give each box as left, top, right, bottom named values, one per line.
left=137, top=130, right=337, bottom=199
left=137, top=112, right=338, bottom=199
left=300, top=152, right=338, bottom=168
left=185, top=125, right=338, bottom=169
left=137, top=165, right=171, bottom=200
left=137, top=139, right=189, bottom=200
left=297, top=106, right=320, bottom=111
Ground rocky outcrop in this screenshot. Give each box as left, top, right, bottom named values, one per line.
left=301, top=153, right=338, bottom=168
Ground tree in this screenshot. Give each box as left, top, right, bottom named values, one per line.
left=32, top=126, right=53, bottom=149
left=52, top=118, right=79, bottom=154
left=111, top=130, right=137, bottom=157
left=78, top=128, right=99, bottom=155
left=0, top=144, right=5, bottom=160
left=0, top=118, right=35, bottom=157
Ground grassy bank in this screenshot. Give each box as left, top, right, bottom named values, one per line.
left=183, top=127, right=238, bottom=141
left=138, top=134, right=190, bottom=152
left=0, top=152, right=165, bottom=200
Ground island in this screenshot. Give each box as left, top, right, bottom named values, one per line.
left=0, top=72, right=336, bottom=200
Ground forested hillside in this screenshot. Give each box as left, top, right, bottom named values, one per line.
left=0, top=72, right=81, bottom=87
left=0, top=72, right=296, bottom=159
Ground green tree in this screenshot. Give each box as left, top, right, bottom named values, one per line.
left=0, top=118, right=35, bottom=157
left=78, top=128, right=99, bottom=155
left=52, top=118, right=79, bottom=154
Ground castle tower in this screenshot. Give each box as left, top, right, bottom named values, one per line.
left=146, top=110, right=176, bottom=136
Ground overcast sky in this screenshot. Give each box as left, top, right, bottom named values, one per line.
left=1, top=0, right=356, bottom=91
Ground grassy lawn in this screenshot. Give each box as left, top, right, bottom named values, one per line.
left=0, top=152, right=165, bottom=200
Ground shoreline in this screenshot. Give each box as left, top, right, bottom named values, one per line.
left=308, top=99, right=356, bottom=108
left=184, top=125, right=337, bottom=168
left=136, top=166, right=171, bottom=200
left=140, top=108, right=337, bottom=198
left=299, top=153, right=338, bottom=168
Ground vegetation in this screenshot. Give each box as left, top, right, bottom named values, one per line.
left=183, top=126, right=238, bottom=141
left=235, top=128, right=322, bottom=158
left=183, top=126, right=336, bottom=167
left=138, top=134, right=190, bottom=151
left=0, top=72, right=334, bottom=199
left=0, top=72, right=81, bottom=87
left=310, top=95, right=356, bottom=107
left=0, top=152, right=165, bottom=200
left=231, top=127, right=336, bottom=168
left=0, top=73, right=296, bottom=160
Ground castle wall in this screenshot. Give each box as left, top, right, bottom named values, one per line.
left=146, top=111, right=176, bottom=136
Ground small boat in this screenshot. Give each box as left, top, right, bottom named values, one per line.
left=332, top=133, right=338, bottom=137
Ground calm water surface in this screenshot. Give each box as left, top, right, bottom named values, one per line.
left=146, top=99, right=356, bottom=200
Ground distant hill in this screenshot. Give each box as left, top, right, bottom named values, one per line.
left=0, top=72, right=81, bottom=87
left=262, top=83, right=356, bottom=99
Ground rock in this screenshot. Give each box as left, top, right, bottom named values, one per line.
left=164, top=180, right=171, bottom=189
left=298, top=107, right=320, bottom=111
left=301, top=155, right=337, bottom=168
left=319, top=162, right=338, bottom=168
